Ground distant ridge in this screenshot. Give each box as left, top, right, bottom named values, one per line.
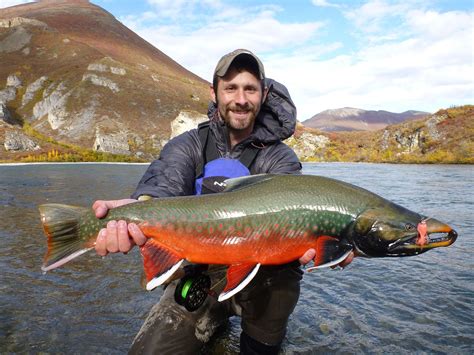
left=303, top=107, right=430, bottom=131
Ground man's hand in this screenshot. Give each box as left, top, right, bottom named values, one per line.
left=298, top=248, right=355, bottom=269
left=298, top=249, right=316, bottom=265
left=93, top=199, right=147, bottom=256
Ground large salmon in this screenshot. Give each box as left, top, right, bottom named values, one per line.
left=39, top=174, right=457, bottom=301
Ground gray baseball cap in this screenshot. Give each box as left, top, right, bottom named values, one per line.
left=214, top=49, right=265, bottom=80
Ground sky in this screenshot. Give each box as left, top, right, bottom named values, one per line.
left=1, top=0, right=473, bottom=120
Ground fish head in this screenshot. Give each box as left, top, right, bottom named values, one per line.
left=352, top=206, right=457, bottom=257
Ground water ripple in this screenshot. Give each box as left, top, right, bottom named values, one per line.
left=1, top=163, right=473, bottom=353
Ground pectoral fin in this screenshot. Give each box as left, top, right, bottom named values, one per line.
left=218, top=263, right=261, bottom=301
left=140, top=239, right=184, bottom=290
left=306, top=235, right=353, bottom=271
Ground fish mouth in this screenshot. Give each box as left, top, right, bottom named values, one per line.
left=388, top=219, right=457, bottom=253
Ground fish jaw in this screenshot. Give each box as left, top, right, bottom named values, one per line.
left=352, top=207, right=457, bottom=257
left=387, top=218, right=457, bottom=255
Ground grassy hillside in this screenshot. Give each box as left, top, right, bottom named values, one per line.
left=291, top=105, right=473, bottom=164
left=0, top=1, right=209, bottom=162
left=2, top=105, right=472, bottom=164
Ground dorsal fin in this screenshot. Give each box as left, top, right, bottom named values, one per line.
left=223, top=174, right=276, bottom=193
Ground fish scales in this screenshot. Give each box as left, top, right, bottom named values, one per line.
left=101, top=177, right=359, bottom=266
left=39, top=174, right=457, bottom=300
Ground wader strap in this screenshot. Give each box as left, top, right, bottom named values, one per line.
left=195, top=121, right=214, bottom=178
left=239, top=144, right=259, bottom=174
left=196, top=122, right=260, bottom=177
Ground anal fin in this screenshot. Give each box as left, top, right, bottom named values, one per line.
left=218, top=263, right=261, bottom=301
left=306, top=235, right=353, bottom=271
left=140, top=239, right=184, bottom=290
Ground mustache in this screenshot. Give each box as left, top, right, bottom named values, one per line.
left=228, top=104, right=254, bottom=112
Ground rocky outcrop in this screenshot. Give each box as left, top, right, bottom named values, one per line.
left=425, top=113, right=447, bottom=140
left=380, top=112, right=448, bottom=155
left=0, top=17, right=48, bottom=29
left=93, top=128, right=130, bottom=155
left=87, top=61, right=126, bottom=76
left=32, top=82, right=69, bottom=122
left=286, top=132, right=330, bottom=160
left=0, top=26, right=32, bottom=54
left=3, top=130, right=40, bottom=151
left=0, top=74, right=22, bottom=104
left=111, top=67, right=126, bottom=76
left=6, top=75, right=22, bottom=88
left=22, top=76, right=48, bottom=106
left=394, top=129, right=424, bottom=153
left=170, top=110, right=208, bottom=139
left=87, top=63, right=108, bottom=72
left=82, top=74, right=119, bottom=93
left=380, top=127, right=425, bottom=155
left=0, top=104, right=14, bottom=124
left=0, top=87, right=16, bottom=103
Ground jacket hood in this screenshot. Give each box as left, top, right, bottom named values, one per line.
left=207, top=78, right=297, bottom=144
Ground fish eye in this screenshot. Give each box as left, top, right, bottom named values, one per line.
left=404, top=223, right=416, bottom=231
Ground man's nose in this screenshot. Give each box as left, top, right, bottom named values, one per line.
left=234, top=89, right=248, bottom=106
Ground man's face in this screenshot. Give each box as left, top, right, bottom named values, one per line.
left=211, top=68, right=266, bottom=136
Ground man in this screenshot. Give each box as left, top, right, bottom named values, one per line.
left=93, top=49, right=316, bottom=354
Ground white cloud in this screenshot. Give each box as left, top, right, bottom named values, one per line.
left=124, top=1, right=472, bottom=119
left=269, top=1, right=472, bottom=120
left=145, top=0, right=224, bottom=20
left=0, top=0, right=31, bottom=8
left=124, top=8, right=324, bottom=81
left=312, top=0, right=340, bottom=8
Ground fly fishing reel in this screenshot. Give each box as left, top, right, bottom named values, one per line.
left=174, top=273, right=211, bottom=312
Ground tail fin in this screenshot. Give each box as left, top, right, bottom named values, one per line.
left=39, top=204, right=94, bottom=272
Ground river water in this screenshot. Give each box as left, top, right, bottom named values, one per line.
left=1, top=163, right=473, bottom=354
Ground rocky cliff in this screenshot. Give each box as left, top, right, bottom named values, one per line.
left=287, top=105, right=473, bottom=164
left=0, top=0, right=209, bottom=161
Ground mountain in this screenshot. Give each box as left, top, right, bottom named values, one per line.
left=287, top=105, right=473, bottom=164
left=0, top=0, right=209, bottom=162
left=303, top=107, right=430, bottom=132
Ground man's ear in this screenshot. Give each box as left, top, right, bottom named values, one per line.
left=210, top=85, right=216, bottom=103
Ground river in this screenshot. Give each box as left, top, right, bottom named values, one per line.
left=0, top=163, right=473, bottom=354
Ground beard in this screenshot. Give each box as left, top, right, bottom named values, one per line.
left=219, top=103, right=260, bottom=133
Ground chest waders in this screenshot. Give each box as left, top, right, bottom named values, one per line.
left=174, top=121, right=260, bottom=311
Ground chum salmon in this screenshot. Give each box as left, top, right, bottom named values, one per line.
left=39, top=174, right=457, bottom=301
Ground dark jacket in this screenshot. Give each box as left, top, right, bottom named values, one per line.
left=131, top=79, right=301, bottom=199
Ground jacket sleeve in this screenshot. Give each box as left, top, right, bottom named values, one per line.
left=131, top=130, right=201, bottom=199
left=253, top=142, right=302, bottom=175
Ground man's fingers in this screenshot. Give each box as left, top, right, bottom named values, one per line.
left=106, top=220, right=119, bottom=253
left=93, top=199, right=138, bottom=218
left=95, top=229, right=108, bottom=256
left=92, top=200, right=109, bottom=218
left=117, top=220, right=132, bottom=253
left=299, top=248, right=316, bottom=265
left=338, top=251, right=355, bottom=269
left=128, top=223, right=147, bottom=246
